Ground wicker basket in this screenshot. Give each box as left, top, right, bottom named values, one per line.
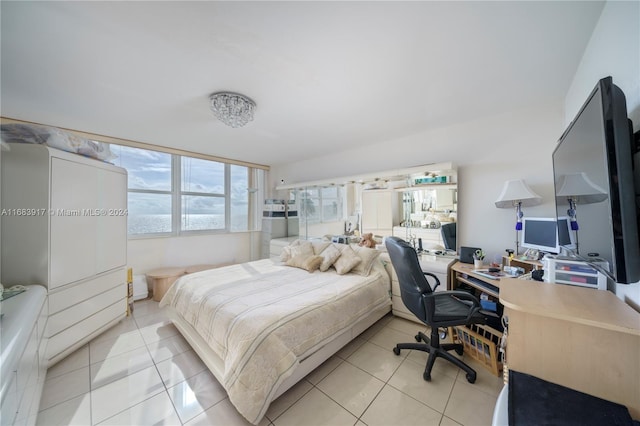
left=451, top=323, right=504, bottom=376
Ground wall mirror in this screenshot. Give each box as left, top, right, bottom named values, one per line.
left=274, top=163, right=457, bottom=251
left=396, top=178, right=458, bottom=253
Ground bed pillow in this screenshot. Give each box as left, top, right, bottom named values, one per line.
left=351, top=245, right=381, bottom=276
left=312, top=241, right=331, bottom=255
left=290, top=241, right=314, bottom=258
left=280, top=239, right=312, bottom=262
left=286, top=254, right=323, bottom=272
left=318, top=243, right=342, bottom=272
left=333, top=244, right=362, bottom=275
left=280, top=239, right=301, bottom=262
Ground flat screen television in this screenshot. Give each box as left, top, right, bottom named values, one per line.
left=552, top=76, right=639, bottom=284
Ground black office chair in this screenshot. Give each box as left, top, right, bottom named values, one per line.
left=440, top=222, right=456, bottom=252
left=385, top=236, right=493, bottom=383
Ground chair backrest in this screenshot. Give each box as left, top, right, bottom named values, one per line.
left=385, top=236, right=435, bottom=322
left=441, top=222, right=457, bottom=251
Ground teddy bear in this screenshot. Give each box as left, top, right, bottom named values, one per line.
left=358, top=233, right=377, bottom=249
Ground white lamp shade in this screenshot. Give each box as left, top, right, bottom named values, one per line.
left=556, top=172, right=607, bottom=204
left=495, top=179, right=542, bottom=208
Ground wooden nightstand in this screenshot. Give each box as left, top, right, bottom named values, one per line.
left=146, top=267, right=186, bottom=302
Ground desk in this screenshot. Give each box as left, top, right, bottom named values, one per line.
left=500, top=279, right=640, bottom=419
left=449, top=261, right=502, bottom=298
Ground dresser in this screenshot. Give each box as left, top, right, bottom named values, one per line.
left=1, top=144, right=128, bottom=366
left=0, top=286, right=48, bottom=426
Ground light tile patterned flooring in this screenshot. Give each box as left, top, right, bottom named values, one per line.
left=38, top=299, right=504, bottom=426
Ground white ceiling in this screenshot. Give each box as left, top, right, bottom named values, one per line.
left=1, top=1, right=604, bottom=168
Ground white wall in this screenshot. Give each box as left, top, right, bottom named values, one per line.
left=564, top=0, right=640, bottom=307
left=565, top=1, right=640, bottom=131
left=127, top=232, right=257, bottom=275
left=271, top=101, right=564, bottom=264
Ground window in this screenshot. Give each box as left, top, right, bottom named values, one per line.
left=110, top=144, right=260, bottom=237
left=181, top=156, right=225, bottom=231
left=110, top=145, right=173, bottom=235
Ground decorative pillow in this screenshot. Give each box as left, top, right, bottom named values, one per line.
left=280, top=239, right=303, bottom=262
left=286, top=254, right=323, bottom=272
left=290, top=241, right=314, bottom=258
left=280, top=239, right=311, bottom=262
left=318, top=243, right=342, bottom=272
left=333, top=245, right=362, bottom=275
left=312, top=241, right=331, bottom=255
left=351, top=244, right=381, bottom=276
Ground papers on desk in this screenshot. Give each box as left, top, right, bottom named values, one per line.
left=473, top=269, right=505, bottom=280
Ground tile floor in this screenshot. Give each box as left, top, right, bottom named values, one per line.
left=37, top=299, right=504, bottom=426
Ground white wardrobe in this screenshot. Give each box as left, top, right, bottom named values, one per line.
left=1, top=144, right=127, bottom=365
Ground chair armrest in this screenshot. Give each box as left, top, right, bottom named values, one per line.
left=432, top=290, right=481, bottom=306
left=423, top=271, right=440, bottom=292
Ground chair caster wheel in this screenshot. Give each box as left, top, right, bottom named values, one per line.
left=393, top=347, right=401, bottom=356
left=423, top=372, right=431, bottom=381
left=466, top=372, right=476, bottom=383
left=455, top=347, right=463, bottom=356
left=415, top=334, right=421, bottom=342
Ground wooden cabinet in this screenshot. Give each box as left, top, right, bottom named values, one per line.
left=1, top=144, right=127, bottom=365
left=500, top=280, right=640, bottom=419
left=361, top=190, right=400, bottom=237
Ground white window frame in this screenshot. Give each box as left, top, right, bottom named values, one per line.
left=113, top=145, right=260, bottom=239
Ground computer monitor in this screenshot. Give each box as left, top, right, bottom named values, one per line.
left=556, top=216, right=577, bottom=252
left=521, top=217, right=560, bottom=254
left=440, top=222, right=456, bottom=252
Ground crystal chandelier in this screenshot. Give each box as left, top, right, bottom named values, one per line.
left=209, top=92, right=256, bottom=128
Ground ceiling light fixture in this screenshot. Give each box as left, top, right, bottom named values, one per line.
left=209, top=92, right=256, bottom=128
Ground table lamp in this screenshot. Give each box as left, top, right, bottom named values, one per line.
left=555, top=172, right=607, bottom=254
left=495, top=179, right=542, bottom=255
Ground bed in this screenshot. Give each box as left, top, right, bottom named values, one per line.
left=159, top=243, right=392, bottom=425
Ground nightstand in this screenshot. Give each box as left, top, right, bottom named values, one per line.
left=146, top=267, right=186, bottom=302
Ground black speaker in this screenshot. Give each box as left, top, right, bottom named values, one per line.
left=418, top=238, right=423, bottom=251
left=460, top=246, right=481, bottom=264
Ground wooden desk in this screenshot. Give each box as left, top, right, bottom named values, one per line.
left=500, top=280, right=640, bottom=419
left=449, top=261, right=502, bottom=298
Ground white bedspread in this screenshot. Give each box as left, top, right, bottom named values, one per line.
left=160, top=259, right=391, bottom=424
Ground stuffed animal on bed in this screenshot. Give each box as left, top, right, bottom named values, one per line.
left=358, top=233, right=376, bottom=248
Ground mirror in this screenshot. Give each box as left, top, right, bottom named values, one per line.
left=399, top=184, right=458, bottom=252
left=402, top=186, right=457, bottom=227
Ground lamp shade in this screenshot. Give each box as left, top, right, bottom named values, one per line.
left=495, top=179, right=542, bottom=208
left=556, top=172, right=607, bottom=204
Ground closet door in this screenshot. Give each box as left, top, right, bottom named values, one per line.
left=50, top=158, right=97, bottom=288
left=95, top=168, right=127, bottom=273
